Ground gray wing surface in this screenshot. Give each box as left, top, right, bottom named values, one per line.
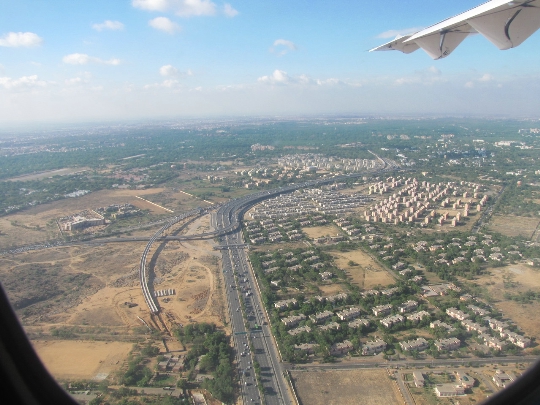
left=370, top=0, right=540, bottom=59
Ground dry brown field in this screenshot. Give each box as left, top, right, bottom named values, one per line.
left=32, top=340, right=132, bottom=380
left=0, top=187, right=174, bottom=249
left=7, top=167, right=90, bottom=182
left=475, top=264, right=540, bottom=342
left=318, top=284, right=345, bottom=296
left=488, top=215, right=540, bottom=238
left=0, top=214, right=226, bottom=332
left=330, top=249, right=395, bottom=289
left=290, top=369, right=402, bottom=405
left=302, top=225, right=340, bottom=239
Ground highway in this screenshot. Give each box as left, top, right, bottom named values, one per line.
left=216, top=211, right=293, bottom=405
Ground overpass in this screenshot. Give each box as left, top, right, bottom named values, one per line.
left=138, top=208, right=203, bottom=314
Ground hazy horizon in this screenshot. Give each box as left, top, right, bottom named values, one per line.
left=1, top=0, right=540, bottom=124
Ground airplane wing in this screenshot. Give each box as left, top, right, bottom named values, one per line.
left=371, top=0, right=540, bottom=60
left=368, top=35, right=420, bottom=54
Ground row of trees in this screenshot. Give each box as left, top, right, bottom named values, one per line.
left=173, top=323, right=236, bottom=404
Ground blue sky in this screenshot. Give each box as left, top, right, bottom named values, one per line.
left=1, top=0, right=539, bottom=124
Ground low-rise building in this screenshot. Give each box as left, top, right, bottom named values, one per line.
left=506, top=332, right=531, bottom=348
left=430, top=320, right=456, bottom=333
left=294, top=343, right=318, bottom=354
left=361, top=340, right=386, bottom=356
left=319, top=322, right=341, bottom=331
left=407, top=311, right=430, bottom=323
left=319, top=271, right=333, bottom=280
left=349, top=318, right=370, bottom=329
left=413, top=371, right=425, bottom=387
left=337, top=307, right=362, bottom=321
left=485, top=318, right=509, bottom=332
left=281, top=314, right=306, bottom=328
left=326, top=292, right=348, bottom=303
left=434, top=337, right=461, bottom=351
left=274, top=298, right=297, bottom=310
left=330, top=340, right=354, bottom=356
left=309, top=310, right=333, bottom=324
left=461, top=320, right=488, bottom=334
left=381, top=287, right=399, bottom=296
left=467, top=304, right=488, bottom=316
left=398, top=300, right=418, bottom=313
left=392, top=262, right=406, bottom=270
left=288, top=326, right=311, bottom=336
left=492, top=370, right=515, bottom=388
left=372, top=304, right=393, bottom=317
left=434, top=384, right=466, bottom=397
left=446, top=307, right=469, bottom=321
left=381, top=314, right=405, bottom=328
left=400, top=338, right=429, bottom=352
left=456, top=372, right=474, bottom=389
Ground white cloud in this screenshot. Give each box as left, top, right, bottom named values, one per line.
left=62, top=53, right=121, bottom=65
left=159, top=64, right=193, bottom=77
left=465, top=73, right=496, bottom=88
left=257, top=70, right=356, bottom=87
left=0, top=32, right=43, bottom=47
left=270, top=39, right=297, bottom=56
left=65, top=77, right=82, bottom=85
left=395, top=66, right=444, bottom=85
left=92, top=20, right=125, bottom=31
left=132, top=0, right=169, bottom=12
left=0, top=75, right=47, bottom=89
left=144, top=79, right=182, bottom=89
left=133, top=0, right=218, bottom=17
left=223, top=3, right=238, bottom=17
left=478, top=73, right=494, bottom=82
left=160, top=64, right=179, bottom=76
left=149, top=17, right=181, bottom=33
left=64, top=72, right=92, bottom=86
left=376, top=27, right=424, bottom=39
left=258, top=69, right=290, bottom=85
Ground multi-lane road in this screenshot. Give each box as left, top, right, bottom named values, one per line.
left=216, top=213, right=293, bottom=405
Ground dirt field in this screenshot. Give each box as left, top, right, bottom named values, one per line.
left=0, top=187, right=172, bottom=249
left=7, top=167, right=90, bottom=182
left=475, top=264, right=540, bottom=342
left=0, top=214, right=226, bottom=334
left=32, top=340, right=132, bottom=380
left=302, top=225, right=340, bottom=239
left=488, top=215, right=540, bottom=238
left=494, top=300, right=540, bottom=342
left=291, top=369, right=402, bottom=405
left=330, top=249, right=395, bottom=289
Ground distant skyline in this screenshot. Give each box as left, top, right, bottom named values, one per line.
left=1, top=0, right=540, bottom=124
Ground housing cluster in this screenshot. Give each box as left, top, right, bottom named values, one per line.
left=247, top=187, right=372, bottom=220
left=250, top=243, right=533, bottom=363
left=363, top=176, right=489, bottom=227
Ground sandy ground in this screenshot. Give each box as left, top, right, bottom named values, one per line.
left=488, top=215, right=540, bottom=238
left=3, top=212, right=229, bottom=384
left=32, top=340, right=132, bottom=380
left=330, top=249, right=395, bottom=289
left=494, top=300, right=540, bottom=342
left=291, top=369, right=402, bottom=405
left=0, top=187, right=172, bottom=249
left=475, top=263, right=540, bottom=342
left=302, top=225, right=341, bottom=239
left=7, top=167, right=90, bottom=182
